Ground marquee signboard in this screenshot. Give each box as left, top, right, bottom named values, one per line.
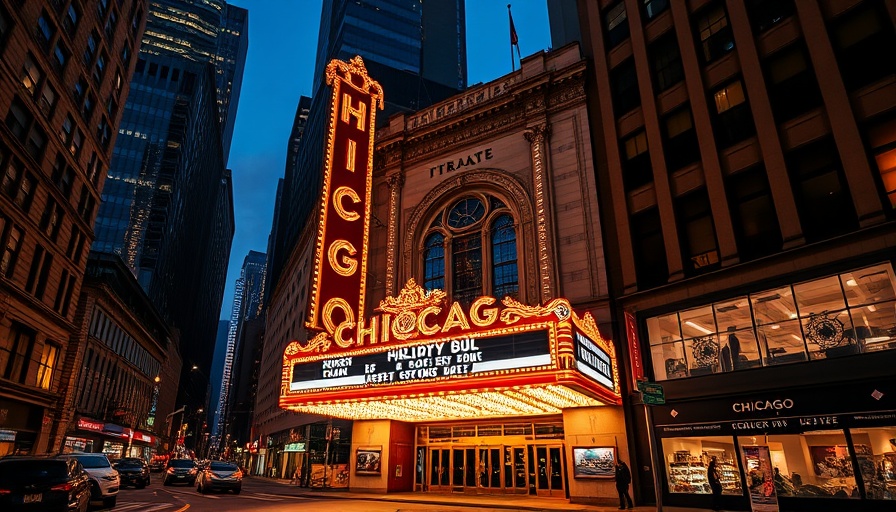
left=279, top=57, right=621, bottom=421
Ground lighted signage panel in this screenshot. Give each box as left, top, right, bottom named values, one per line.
left=290, top=330, right=551, bottom=391
left=574, top=329, right=615, bottom=392
left=305, top=57, right=383, bottom=335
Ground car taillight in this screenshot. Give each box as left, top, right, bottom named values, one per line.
left=0, top=489, right=11, bottom=495
left=51, top=483, right=73, bottom=492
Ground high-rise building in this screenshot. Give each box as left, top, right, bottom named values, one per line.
left=141, top=0, right=248, bottom=162
left=215, top=250, right=265, bottom=453
left=92, top=0, right=246, bottom=430
left=572, top=0, right=896, bottom=508
left=267, top=0, right=466, bottom=295
left=0, top=0, right=146, bottom=455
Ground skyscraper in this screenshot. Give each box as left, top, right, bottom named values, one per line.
left=92, top=0, right=247, bottom=428
left=0, top=0, right=146, bottom=454
left=267, top=0, right=466, bottom=292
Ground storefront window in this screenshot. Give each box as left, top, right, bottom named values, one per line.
left=737, top=431, right=858, bottom=499
left=662, top=436, right=742, bottom=495
left=646, top=263, right=896, bottom=380
left=850, top=426, right=896, bottom=500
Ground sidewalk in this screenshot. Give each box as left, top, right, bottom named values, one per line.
left=250, top=476, right=707, bottom=512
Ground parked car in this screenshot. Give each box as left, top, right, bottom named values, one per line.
left=196, top=461, right=242, bottom=494
left=113, top=458, right=150, bottom=489
left=68, top=453, right=119, bottom=508
left=163, top=459, right=197, bottom=486
left=0, top=455, right=91, bottom=512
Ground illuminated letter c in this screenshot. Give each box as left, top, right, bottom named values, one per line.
left=333, top=186, right=361, bottom=221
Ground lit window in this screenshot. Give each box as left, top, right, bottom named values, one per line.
left=36, top=343, right=59, bottom=390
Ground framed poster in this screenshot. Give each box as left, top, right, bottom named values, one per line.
left=572, top=446, right=615, bottom=479
left=809, top=445, right=853, bottom=478
left=355, top=447, right=382, bottom=475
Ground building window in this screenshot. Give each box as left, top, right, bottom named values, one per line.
left=36, top=342, right=59, bottom=390
left=611, top=58, right=640, bottom=116
left=694, top=2, right=734, bottom=63
left=631, top=207, right=668, bottom=289
left=38, top=84, right=57, bottom=118
left=36, top=12, right=55, bottom=50
left=0, top=222, right=23, bottom=278
left=83, top=30, right=98, bottom=65
left=66, top=227, right=85, bottom=262
left=53, top=270, right=76, bottom=316
left=726, top=165, right=781, bottom=261
left=604, top=1, right=629, bottom=48
left=20, top=55, right=43, bottom=96
left=98, top=116, right=111, bottom=149
left=662, top=106, right=700, bottom=171
left=63, top=4, right=79, bottom=37
left=622, top=130, right=652, bottom=190
left=0, top=3, right=11, bottom=45
left=60, top=114, right=83, bottom=156
left=745, top=0, right=794, bottom=33
left=2, top=156, right=36, bottom=212
left=1, top=324, right=35, bottom=384
left=490, top=214, right=518, bottom=299
left=51, top=154, right=75, bottom=196
left=642, top=0, right=669, bottom=21
left=422, top=232, right=445, bottom=292
left=662, top=436, right=743, bottom=495
left=25, top=245, right=52, bottom=299
left=675, top=189, right=719, bottom=276
left=5, top=98, right=31, bottom=141
left=104, top=9, right=117, bottom=39
left=786, top=138, right=857, bottom=241
left=646, top=262, right=896, bottom=380
left=96, top=0, right=109, bottom=20
left=711, top=79, right=755, bottom=147
left=52, top=41, right=70, bottom=74
left=420, top=194, right=518, bottom=305
left=93, top=51, right=107, bottom=84
left=39, top=198, right=63, bottom=241
left=764, top=44, right=822, bottom=123
left=831, top=2, right=896, bottom=92
left=650, top=33, right=684, bottom=93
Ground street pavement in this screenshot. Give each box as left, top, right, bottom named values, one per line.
left=99, top=475, right=677, bottom=512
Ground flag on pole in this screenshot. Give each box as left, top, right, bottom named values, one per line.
left=508, top=4, right=521, bottom=70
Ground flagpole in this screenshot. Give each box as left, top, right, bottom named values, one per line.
left=508, top=4, right=515, bottom=71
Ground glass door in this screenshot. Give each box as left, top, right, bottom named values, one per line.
left=429, top=447, right=450, bottom=491
left=477, top=447, right=503, bottom=489
left=452, top=447, right=476, bottom=490
left=503, top=446, right=528, bottom=492
left=533, top=445, right=565, bottom=497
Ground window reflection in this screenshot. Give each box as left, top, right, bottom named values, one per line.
left=646, top=263, right=896, bottom=380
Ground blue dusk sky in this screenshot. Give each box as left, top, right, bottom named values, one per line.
left=220, top=1, right=553, bottom=320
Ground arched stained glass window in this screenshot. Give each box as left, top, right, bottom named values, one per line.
left=423, top=233, right=444, bottom=292
left=420, top=194, right=519, bottom=305
left=491, top=214, right=518, bottom=298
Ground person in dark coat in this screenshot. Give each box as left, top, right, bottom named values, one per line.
left=708, top=456, right=723, bottom=511
left=615, top=460, right=634, bottom=509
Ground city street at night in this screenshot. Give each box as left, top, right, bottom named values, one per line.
left=100, top=476, right=648, bottom=512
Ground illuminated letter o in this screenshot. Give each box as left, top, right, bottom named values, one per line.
left=323, top=298, right=355, bottom=337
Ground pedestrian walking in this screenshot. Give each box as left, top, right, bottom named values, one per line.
left=615, top=460, right=634, bottom=509
left=708, top=456, right=723, bottom=511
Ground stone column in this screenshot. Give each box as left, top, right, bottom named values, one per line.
left=525, top=124, right=557, bottom=302
left=385, top=172, right=404, bottom=296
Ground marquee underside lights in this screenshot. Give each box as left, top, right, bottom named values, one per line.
left=279, top=57, right=622, bottom=421
left=282, top=384, right=607, bottom=422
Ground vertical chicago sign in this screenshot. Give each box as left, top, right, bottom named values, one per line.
left=306, top=56, right=383, bottom=340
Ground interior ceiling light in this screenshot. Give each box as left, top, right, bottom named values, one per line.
left=282, top=384, right=605, bottom=422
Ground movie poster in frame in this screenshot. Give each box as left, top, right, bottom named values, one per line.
left=355, top=447, right=382, bottom=475
left=572, top=446, right=616, bottom=479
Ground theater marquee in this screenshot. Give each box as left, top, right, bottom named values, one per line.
left=279, top=57, right=621, bottom=422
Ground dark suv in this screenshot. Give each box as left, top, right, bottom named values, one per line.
left=163, top=459, right=197, bottom=486
left=0, top=455, right=91, bottom=511
left=113, top=458, right=150, bottom=488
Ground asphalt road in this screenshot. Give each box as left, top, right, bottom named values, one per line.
left=95, top=476, right=520, bottom=512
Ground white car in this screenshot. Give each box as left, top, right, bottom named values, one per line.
left=70, top=453, right=119, bottom=508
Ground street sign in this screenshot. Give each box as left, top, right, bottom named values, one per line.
left=637, top=380, right=665, bottom=405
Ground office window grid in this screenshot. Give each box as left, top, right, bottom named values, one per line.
left=89, top=308, right=161, bottom=379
